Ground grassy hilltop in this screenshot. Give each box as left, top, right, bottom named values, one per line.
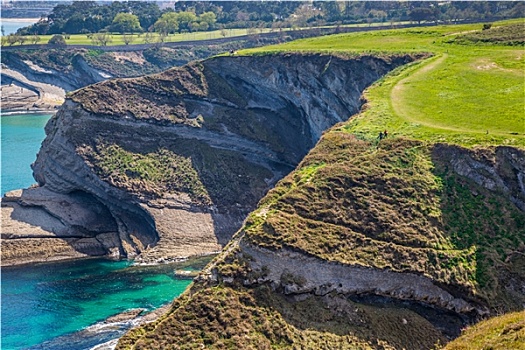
left=118, top=20, right=524, bottom=349
left=244, top=19, right=524, bottom=147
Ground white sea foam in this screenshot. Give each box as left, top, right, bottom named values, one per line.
left=90, top=339, right=119, bottom=350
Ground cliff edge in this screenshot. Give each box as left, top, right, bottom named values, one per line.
left=1, top=53, right=418, bottom=266
left=116, top=125, right=524, bottom=350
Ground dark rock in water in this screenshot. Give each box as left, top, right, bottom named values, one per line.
left=104, top=309, right=145, bottom=324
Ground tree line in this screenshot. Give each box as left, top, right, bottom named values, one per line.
left=10, top=1, right=525, bottom=38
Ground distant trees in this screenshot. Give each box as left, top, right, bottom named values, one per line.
left=91, top=32, right=112, bottom=46
left=8, top=0, right=525, bottom=38
left=153, top=12, right=179, bottom=35
left=174, top=11, right=198, bottom=32
left=199, top=11, right=217, bottom=30
left=121, top=33, right=135, bottom=45
left=6, top=34, right=19, bottom=46
left=409, top=7, right=438, bottom=24
left=112, top=13, right=142, bottom=34
left=5, top=34, right=28, bottom=45
left=151, top=10, right=216, bottom=35
left=30, top=34, right=41, bottom=44
left=142, top=32, right=155, bottom=44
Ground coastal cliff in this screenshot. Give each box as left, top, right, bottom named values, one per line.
left=0, top=44, right=240, bottom=112
left=116, top=130, right=525, bottom=350
left=0, top=35, right=301, bottom=113
left=2, top=53, right=419, bottom=265
left=3, top=51, right=523, bottom=349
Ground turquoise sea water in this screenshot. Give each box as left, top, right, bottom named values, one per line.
left=1, top=113, right=51, bottom=195
left=1, top=258, right=196, bottom=350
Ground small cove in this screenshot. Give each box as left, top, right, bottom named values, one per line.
left=1, top=113, right=205, bottom=349
left=1, top=258, right=207, bottom=350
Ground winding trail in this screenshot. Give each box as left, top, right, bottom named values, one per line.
left=390, top=54, right=519, bottom=136
left=390, top=54, right=456, bottom=131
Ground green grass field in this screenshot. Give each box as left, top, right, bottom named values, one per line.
left=34, top=28, right=265, bottom=45
left=3, top=27, right=272, bottom=46
left=243, top=20, right=525, bottom=147
left=1, top=20, right=412, bottom=46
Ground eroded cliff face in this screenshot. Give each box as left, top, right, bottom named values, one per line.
left=115, top=135, right=524, bottom=350
left=1, top=53, right=419, bottom=265
left=2, top=51, right=107, bottom=92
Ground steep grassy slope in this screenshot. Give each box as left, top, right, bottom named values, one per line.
left=242, top=134, right=524, bottom=310
left=119, top=283, right=453, bottom=350
left=117, top=20, right=524, bottom=349
left=444, top=310, right=525, bottom=350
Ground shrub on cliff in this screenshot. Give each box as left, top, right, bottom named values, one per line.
left=48, top=34, right=66, bottom=47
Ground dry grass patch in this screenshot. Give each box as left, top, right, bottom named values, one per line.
left=444, top=310, right=525, bottom=350
left=117, top=282, right=450, bottom=350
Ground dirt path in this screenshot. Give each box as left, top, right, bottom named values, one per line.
left=390, top=54, right=486, bottom=134
left=391, top=54, right=448, bottom=124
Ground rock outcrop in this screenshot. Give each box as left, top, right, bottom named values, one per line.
left=0, top=36, right=302, bottom=112
left=2, top=53, right=419, bottom=265
left=433, top=144, right=525, bottom=211
left=239, top=242, right=478, bottom=314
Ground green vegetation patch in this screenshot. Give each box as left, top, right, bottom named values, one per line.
left=444, top=310, right=525, bottom=350
left=433, top=146, right=525, bottom=309
left=244, top=20, right=525, bottom=148
left=83, top=142, right=210, bottom=204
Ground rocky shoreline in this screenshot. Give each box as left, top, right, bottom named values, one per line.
left=1, top=188, right=222, bottom=267
left=1, top=66, right=65, bottom=113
